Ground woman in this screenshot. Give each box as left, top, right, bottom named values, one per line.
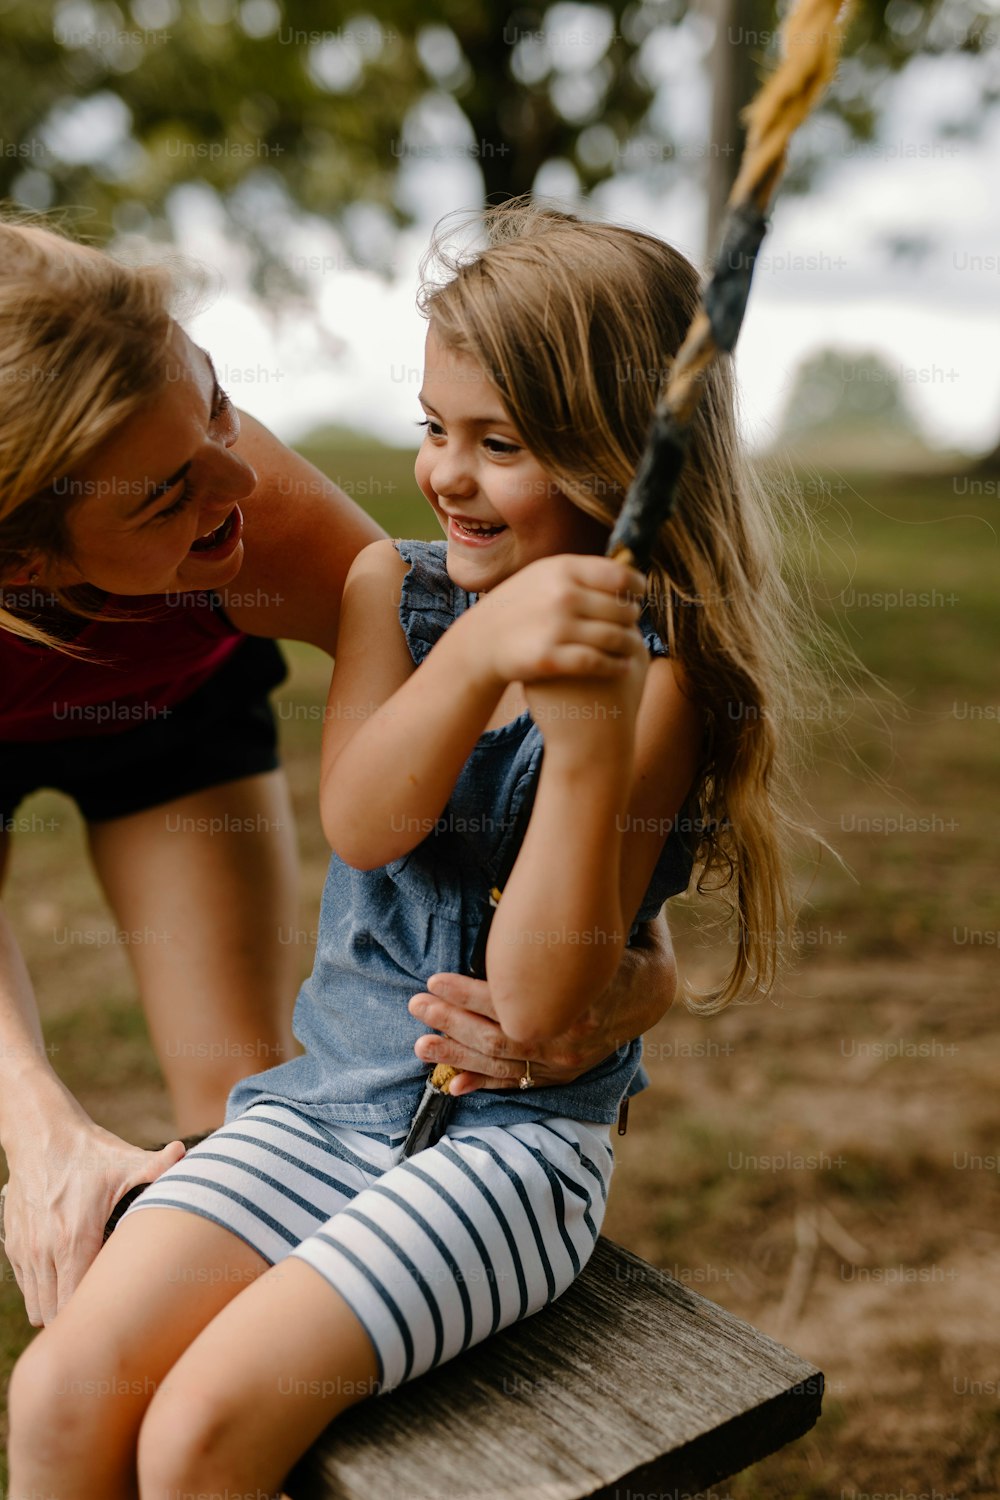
left=0, top=217, right=678, bottom=1328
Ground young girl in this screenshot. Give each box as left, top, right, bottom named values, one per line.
left=8, top=202, right=808, bottom=1497
left=0, top=214, right=675, bottom=1328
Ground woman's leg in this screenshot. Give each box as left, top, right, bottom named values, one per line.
left=6, top=1207, right=271, bottom=1500
left=86, top=770, right=299, bottom=1134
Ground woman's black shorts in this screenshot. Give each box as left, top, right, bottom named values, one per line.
left=0, top=636, right=288, bottom=828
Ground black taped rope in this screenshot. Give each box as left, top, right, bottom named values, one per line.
left=607, top=201, right=767, bottom=570
left=703, top=202, right=770, bottom=354
left=607, top=410, right=690, bottom=572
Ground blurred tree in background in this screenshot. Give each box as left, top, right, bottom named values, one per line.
left=1, top=0, right=994, bottom=272
left=784, top=350, right=923, bottom=434
left=772, top=347, right=928, bottom=449
left=2, top=0, right=996, bottom=462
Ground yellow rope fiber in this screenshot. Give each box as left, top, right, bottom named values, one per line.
left=655, top=0, right=857, bottom=434
left=733, top=0, right=857, bottom=209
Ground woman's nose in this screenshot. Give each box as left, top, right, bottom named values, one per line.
left=200, top=443, right=258, bottom=506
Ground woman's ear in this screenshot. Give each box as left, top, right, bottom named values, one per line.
left=1, top=557, right=44, bottom=587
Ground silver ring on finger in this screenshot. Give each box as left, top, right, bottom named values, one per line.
left=518, top=1060, right=534, bottom=1090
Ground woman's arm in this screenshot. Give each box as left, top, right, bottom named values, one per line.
left=485, top=653, right=702, bottom=1046
left=217, top=413, right=386, bottom=656
left=0, top=898, right=185, bottom=1326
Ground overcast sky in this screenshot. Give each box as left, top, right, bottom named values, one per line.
left=168, top=39, right=1000, bottom=460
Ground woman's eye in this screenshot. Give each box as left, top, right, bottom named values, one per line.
left=152, top=484, right=196, bottom=524
left=484, top=437, right=520, bottom=455
left=211, top=386, right=233, bottom=425
left=417, top=417, right=445, bottom=438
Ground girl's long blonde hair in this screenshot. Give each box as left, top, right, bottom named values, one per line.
left=420, top=199, right=827, bottom=1010
left=0, top=212, right=175, bottom=646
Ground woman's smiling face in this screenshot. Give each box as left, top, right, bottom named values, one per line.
left=40, top=322, right=257, bottom=597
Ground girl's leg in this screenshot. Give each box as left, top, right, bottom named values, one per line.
left=287, top=1115, right=614, bottom=1391
left=134, top=1118, right=612, bottom=1494
left=137, top=1257, right=379, bottom=1497
left=86, top=770, right=299, bottom=1134
left=6, top=1207, right=270, bottom=1500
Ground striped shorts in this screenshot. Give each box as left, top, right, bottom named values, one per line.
left=122, top=1102, right=614, bottom=1393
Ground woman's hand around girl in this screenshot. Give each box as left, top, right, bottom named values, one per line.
left=408, top=909, right=677, bottom=1093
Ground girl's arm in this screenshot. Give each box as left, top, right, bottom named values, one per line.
left=485, top=653, right=702, bottom=1046
left=409, top=912, right=678, bottom=1093
left=318, top=539, right=504, bottom=865
left=321, top=545, right=645, bottom=870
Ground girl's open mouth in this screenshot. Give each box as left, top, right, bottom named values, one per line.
left=188, top=506, right=243, bottom=559
left=449, top=516, right=507, bottom=546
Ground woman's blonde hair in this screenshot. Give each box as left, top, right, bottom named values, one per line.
left=0, top=211, right=176, bottom=645
left=420, top=198, right=829, bottom=1010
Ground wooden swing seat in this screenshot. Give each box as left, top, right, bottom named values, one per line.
left=286, top=1235, right=822, bottom=1500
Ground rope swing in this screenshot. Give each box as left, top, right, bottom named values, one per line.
left=609, top=0, right=857, bottom=569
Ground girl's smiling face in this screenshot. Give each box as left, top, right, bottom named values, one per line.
left=414, top=326, right=608, bottom=593
left=31, top=322, right=257, bottom=598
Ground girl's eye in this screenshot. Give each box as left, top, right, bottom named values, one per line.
left=416, top=418, right=520, bottom=456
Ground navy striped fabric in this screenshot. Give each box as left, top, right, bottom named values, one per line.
left=123, top=1102, right=614, bottom=1392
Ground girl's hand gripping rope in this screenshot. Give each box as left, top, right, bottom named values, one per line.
left=469, top=553, right=647, bottom=689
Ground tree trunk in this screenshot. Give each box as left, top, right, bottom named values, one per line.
left=704, top=0, right=766, bottom=260
left=452, top=14, right=564, bottom=204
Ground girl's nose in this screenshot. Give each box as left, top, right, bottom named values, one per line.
left=430, top=448, right=477, bottom=500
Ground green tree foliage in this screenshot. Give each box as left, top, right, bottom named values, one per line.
left=774, top=348, right=924, bottom=441
left=1, top=0, right=992, bottom=259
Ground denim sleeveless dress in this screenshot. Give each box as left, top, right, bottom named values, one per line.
left=227, top=540, right=695, bottom=1136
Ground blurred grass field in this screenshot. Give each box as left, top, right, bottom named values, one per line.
left=1, top=441, right=997, bottom=1496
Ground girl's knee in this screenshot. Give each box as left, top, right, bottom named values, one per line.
left=10, top=1333, right=64, bottom=1439
left=137, top=1384, right=238, bottom=1496
left=9, top=1330, right=98, bottom=1469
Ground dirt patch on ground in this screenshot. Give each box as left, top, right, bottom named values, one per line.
left=604, top=936, right=1000, bottom=1499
